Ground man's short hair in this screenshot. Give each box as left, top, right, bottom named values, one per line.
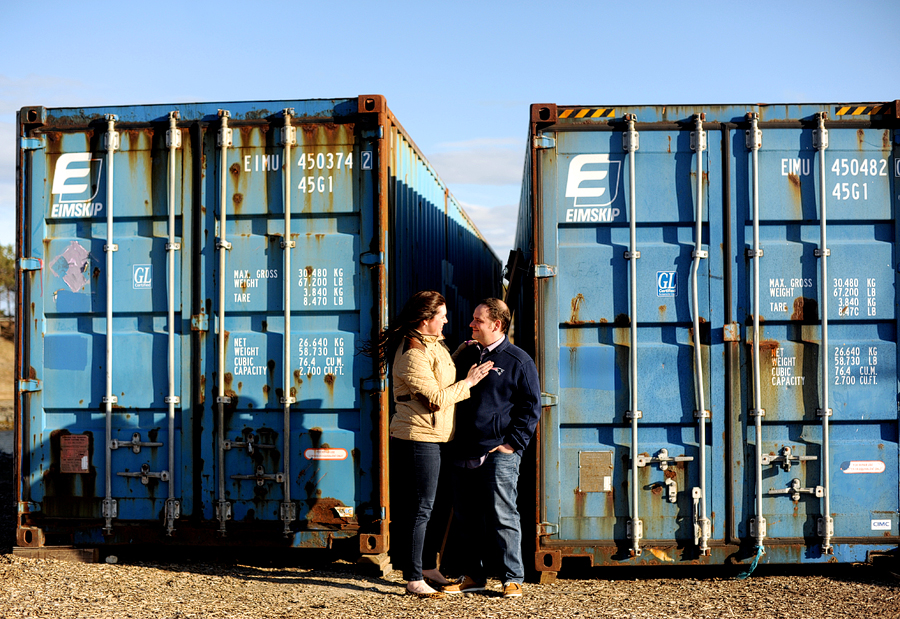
left=479, top=298, right=511, bottom=334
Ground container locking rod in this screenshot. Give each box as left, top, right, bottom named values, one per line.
left=165, top=110, right=182, bottom=535
left=746, top=112, right=766, bottom=551
left=102, top=114, right=119, bottom=534
left=814, top=111, right=834, bottom=554
left=280, top=108, right=297, bottom=536
left=216, top=110, right=233, bottom=535
left=690, top=113, right=711, bottom=555
left=623, top=114, right=642, bottom=557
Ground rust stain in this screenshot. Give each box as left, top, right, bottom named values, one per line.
left=759, top=339, right=779, bottom=351
left=883, top=129, right=890, bottom=150
left=233, top=192, right=243, bottom=206
left=788, top=173, right=801, bottom=189
left=229, top=163, right=241, bottom=176
left=856, top=128, right=864, bottom=150
left=570, top=294, right=585, bottom=323
left=791, top=297, right=818, bottom=323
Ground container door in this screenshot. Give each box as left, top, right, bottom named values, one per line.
left=733, top=113, right=899, bottom=550
left=19, top=116, right=192, bottom=534
left=200, top=111, right=380, bottom=542
left=540, top=121, right=727, bottom=554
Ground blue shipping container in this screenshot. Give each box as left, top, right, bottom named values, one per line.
left=514, top=101, right=899, bottom=571
left=15, top=96, right=500, bottom=552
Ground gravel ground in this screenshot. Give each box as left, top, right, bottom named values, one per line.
left=1, top=452, right=898, bottom=618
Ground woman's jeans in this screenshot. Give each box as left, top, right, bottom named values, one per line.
left=392, top=439, right=446, bottom=582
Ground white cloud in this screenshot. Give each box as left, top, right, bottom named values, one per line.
left=458, top=201, right=520, bottom=259
left=428, top=138, right=523, bottom=186
left=0, top=74, right=96, bottom=116
left=0, top=121, right=15, bottom=247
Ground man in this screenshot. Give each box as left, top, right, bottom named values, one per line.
left=443, top=298, right=541, bottom=599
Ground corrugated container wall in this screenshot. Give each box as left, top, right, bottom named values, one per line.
left=15, top=96, right=500, bottom=552
left=514, top=102, right=899, bottom=572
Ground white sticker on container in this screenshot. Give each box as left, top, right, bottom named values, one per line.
left=304, top=448, right=348, bottom=461
left=603, top=476, right=612, bottom=492
left=657, top=271, right=677, bottom=297
left=871, top=519, right=892, bottom=531
left=133, top=265, right=152, bottom=289
left=840, top=460, right=886, bottom=474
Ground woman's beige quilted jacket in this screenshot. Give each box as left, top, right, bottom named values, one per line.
left=389, top=332, right=470, bottom=442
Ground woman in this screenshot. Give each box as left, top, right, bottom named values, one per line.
left=368, top=291, right=492, bottom=598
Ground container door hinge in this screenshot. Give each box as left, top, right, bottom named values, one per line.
left=18, top=379, right=41, bottom=393
left=533, top=134, right=556, bottom=150
left=723, top=322, right=740, bottom=342
left=191, top=313, right=209, bottom=332
left=20, top=138, right=44, bottom=151
left=535, top=264, right=557, bottom=278
left=18, top=258, right=42, bottom=271
left=360, top=252, right=384, bottom=266
left=541, top=392, right=558, bottom=407
left=537, top=522, right=559, bottom=536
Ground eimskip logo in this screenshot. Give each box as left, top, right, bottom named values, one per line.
left=563, top=154, right=622, bottom=223
left=565, top=154, right=621, bottom=207
left=50, top=153, right=104, bottom=218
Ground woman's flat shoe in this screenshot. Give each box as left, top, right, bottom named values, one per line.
left=424, top=576, right=453, bottom=588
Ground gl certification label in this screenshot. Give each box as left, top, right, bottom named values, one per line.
left=657, top=271, right=677, bottom=297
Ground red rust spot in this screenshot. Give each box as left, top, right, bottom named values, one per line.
left=233, top=193, right=243, bottom=206
left=304, top=498, right=357, bottom=528
left=788, top=173, right=801, bottom=188
left=230, top=163, right=240, bottom=176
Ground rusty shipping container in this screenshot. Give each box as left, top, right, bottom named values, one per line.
left=15, top=96, right=500, bottom=553
left=513, top=101, right=899, bottom=574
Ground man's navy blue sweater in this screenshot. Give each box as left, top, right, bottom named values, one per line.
left=452, top=337, right=541, bottom=459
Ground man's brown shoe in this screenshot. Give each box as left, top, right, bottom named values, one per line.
left=442, top=575, right=486, bottom=594
left=502, top=582, right=523, bottom=598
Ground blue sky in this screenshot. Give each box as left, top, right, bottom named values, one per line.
left=2, top=0, right=897, bottom=259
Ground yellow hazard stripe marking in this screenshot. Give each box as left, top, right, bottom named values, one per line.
left=834, top=105, right=885, bottom=116
left=559, top=108, right=616, bottom=119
